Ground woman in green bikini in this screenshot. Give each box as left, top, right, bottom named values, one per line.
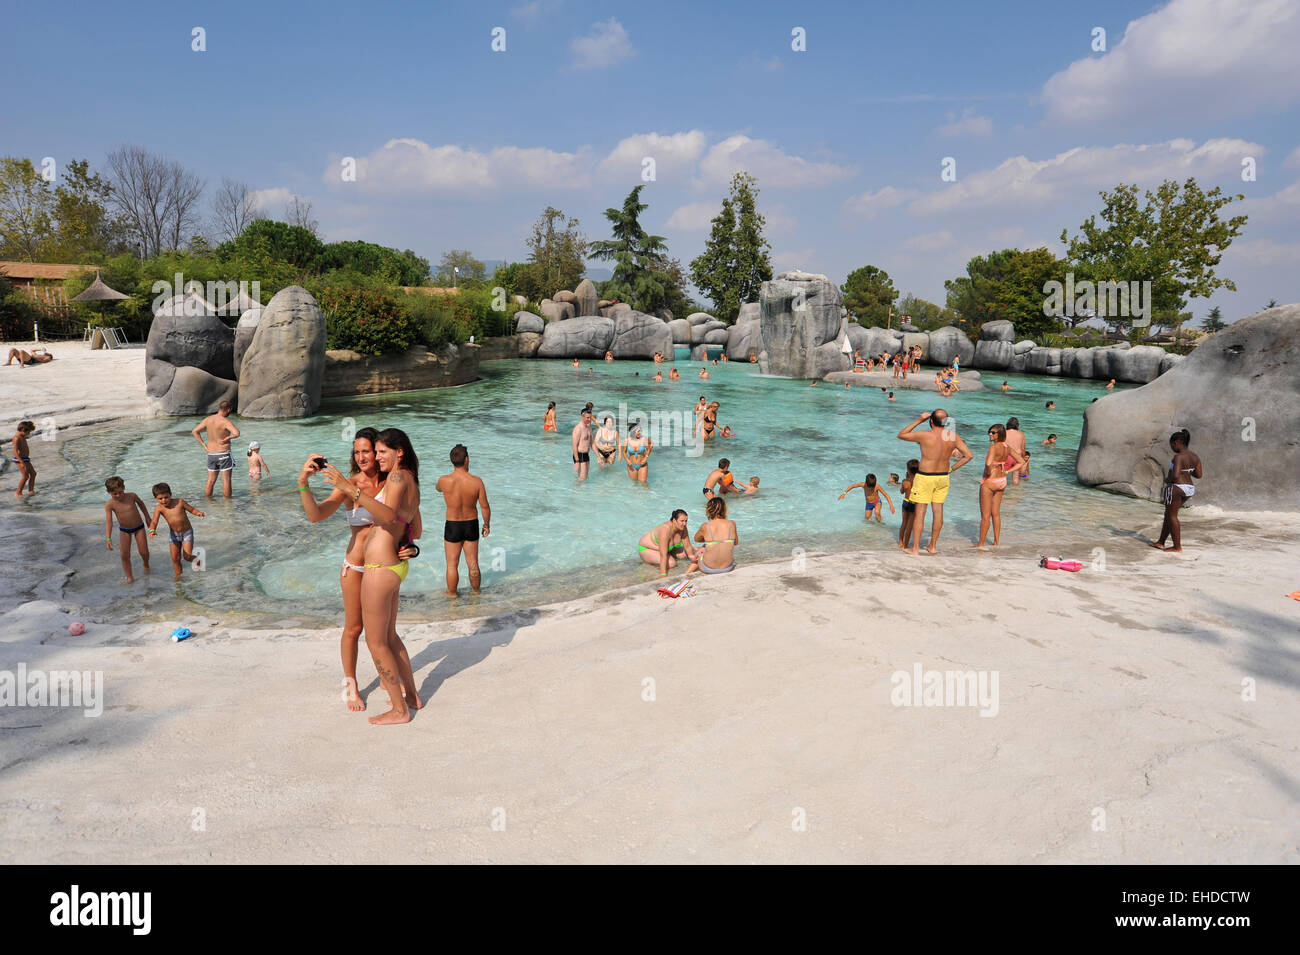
left=623, top=422, right=653, bottom=483
left=637, top=509, right=700, bottom=575
left=694, top=496, right=738, bottom=574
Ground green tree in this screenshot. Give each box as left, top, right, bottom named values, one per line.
left=1060, top=178, right=1247, bottom=329
left=51, top=158, right=117, bottom=259
left=1200, top=305, right=1226, bottom=333
left=689, top=172, right=773, bottom=321
left=945, top=247, right=1067, bottom=339
left=521, top=206, right=586, bottom=301
left=842, top=265, right=898, bottom=326
left=0, top=157, right=55, bottom=261
left=216, top=219, right=324, bottom=271
left=435, top=249, right=486, bottom=287
left=896, top=293, right=958, bottom=331
left=319, top=240, right=429, bottom=285
left=589, top=185, right=677, bottom=313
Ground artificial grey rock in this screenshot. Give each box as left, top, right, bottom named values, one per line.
left=515, top=311, right=545, bottom=335
left=145, top=357, right=177, bottom=398
left=1113, top=345, right=1167, bottom=383
left=736, top=302, right=760, bottom=325
left=517, top=331, right=542, bottom=358
left=980, top=319, right=1015, bottom=342
left=1010, top=353, right=1028, bottom=373
left=704, top=327, right=730, bottom=345
left=668, top=319, right=692, bottom=344
left=1067, top=347, right=1095, bottom=379
left=690, top=344, right=707, bottom=362
left=1076, top=305, right=1300, bottom=508
left=927, top=326, right=974, bottom=367
left=686, top=312, right=714, bottom=326
left=1013, top=339, right=1036, bottom=355
left=537, top=315, right=616, bottom=358
left=691, top=320, right=727, bottom=345
left=153, top=365, right=239, bottom=417
left=233, top=307, right=264, bottom=378
left=758, top=273, right=848, bottom=378
left=237, top=285, right=326, bottom=419
left=654, top=309, right=673, bottom=322
left=573, top=279, right=599, bottom=317
left=610, top=311, right=673, bottom=360
left=554, top=289, right=577, bottom=304
left=973, top=338, right=1013, bottom=371
left=899, top=322, right=920, bottom=333
left=1026, top=347, right=1062, bottom=374
left=1158, top=353, right=1183, bottom=375
left=147, top=294, right=236, bottom=381
left=902, top=332, right=930, bottom=363
left=540, top=301, right=575, bottom=323
left=726, top=320, right=763, bottom=361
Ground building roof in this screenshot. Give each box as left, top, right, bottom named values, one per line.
left=0, top=261, right=98, bottom=281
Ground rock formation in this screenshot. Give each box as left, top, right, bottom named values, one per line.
left=233, top=307, right=263, bottom=378
left=237, top=285, right=326, bottom=419
left=758, top=272, right=849, bottom=378
left=611, top=311, right=673, bottom=359
left=537, top=315, right=617, bottom=358
left=145, top=293, right=238, bottom=415
left=573, top=279, right=599, bottom=317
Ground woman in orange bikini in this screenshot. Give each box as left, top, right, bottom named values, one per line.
left=974, top=423, right=1023, bottom=548
left=543, top=402, right=557, bottom=432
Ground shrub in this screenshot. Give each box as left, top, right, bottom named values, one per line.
left=319, top=286, right=412, bottom=355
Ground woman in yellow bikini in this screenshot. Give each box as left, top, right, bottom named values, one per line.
left=322, top=428, right=423, bottom=725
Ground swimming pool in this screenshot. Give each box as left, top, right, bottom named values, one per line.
left=60, top=360, right=1150, bottom=624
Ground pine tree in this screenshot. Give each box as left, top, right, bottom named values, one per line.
left=1200, top=305, right=1225, bottom=333
left=588, top=185, right=678, bottom=313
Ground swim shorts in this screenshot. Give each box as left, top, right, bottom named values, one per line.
left=169, top=528, right=195, bottom=547
left=444, top=518, right=479, bottom=543
left=572, top=451, right=590, bottom=464
left=909, top=472, right=950, bottom=504
left=118, top=523, right=146, bottom=535
left=206, top=451, right=234, bottom=472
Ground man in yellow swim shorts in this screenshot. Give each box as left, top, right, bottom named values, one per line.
left=897, top=408, right=974, bottom=556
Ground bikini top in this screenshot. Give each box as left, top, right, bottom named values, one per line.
left=346, top=486, right=383, bottom=526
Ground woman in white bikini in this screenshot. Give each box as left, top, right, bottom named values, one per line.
left=298, top=428, right=417, bottom=713
left=1154, top=429, right=1202, bottom=553
left=974, top=423, right=1024, bottom=548
left=594, top=416, right=620, bottom=468
left=694, top=496, right=739, bottom=574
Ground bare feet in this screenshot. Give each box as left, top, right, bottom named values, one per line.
left=1164, top=546, right=1183, bottom=553
left=404, top=687, right=422, bottom=710
left=1149, top=541, right=1166, bottom=550
left=173, top=573, right=183, bottom=581
left=924, top=546, right=938, bottom=555
left=445, top=589, right=459, bottom=598
left=124, top=575, right=134, bottom=584
left=368, top=704, right=411, bottom=726
left=344, top=677, right=365, bottom=712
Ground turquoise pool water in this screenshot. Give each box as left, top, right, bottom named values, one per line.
left=60, top=360, right=1151, bottom=624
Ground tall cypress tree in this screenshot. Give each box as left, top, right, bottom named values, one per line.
left=689, top=172, right=772, bottom=321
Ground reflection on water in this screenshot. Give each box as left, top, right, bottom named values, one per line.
left=49, top=360, right=1152, bottom=625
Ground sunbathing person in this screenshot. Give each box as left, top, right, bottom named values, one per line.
left=6, top=347, right=53, bottom=366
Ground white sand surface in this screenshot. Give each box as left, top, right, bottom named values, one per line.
left=2, top=340, right=1298, bottom=863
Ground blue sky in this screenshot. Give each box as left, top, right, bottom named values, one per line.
left=3, top=0, right=1298, bottom=321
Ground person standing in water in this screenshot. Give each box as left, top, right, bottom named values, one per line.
left=1153, top=429, right=1202, bottom=553
left=103, top=476, right=151, bottom=583
left=10, top=420, right=36, bottom=497
left=571, top=409, right=594, bottom=479
left=897, top=409, right=974, bottom=556
left=435, top=444, right=491, bottom=595
left=838, top=473, right=895, bottom=523
left=623, top=423, right=652, bottom=483
left=543, top=402, right=557, bottom=432
left=973, top=424, right=1024, bottom=548
left=594, top=416, right=620, bottom=467
left=1004, top=417, right=1027, bottom=485
left=192, top=400, right=240, bottom=498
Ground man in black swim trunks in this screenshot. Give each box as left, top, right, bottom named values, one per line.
left=571, top=409, right=594, bottom=480
left=434, top=444, right=492, bottom=597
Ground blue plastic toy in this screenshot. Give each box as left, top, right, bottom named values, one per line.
left=170, top=627, right=193, bottom=643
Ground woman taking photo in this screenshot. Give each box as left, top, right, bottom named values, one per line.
left=321, top=428, right=423, bottom=725
left=298, top=428, right=414, bottom=713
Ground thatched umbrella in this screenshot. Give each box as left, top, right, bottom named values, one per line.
left=72, top=270, right=129, bottom=325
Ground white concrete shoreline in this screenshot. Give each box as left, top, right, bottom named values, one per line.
left=2, top=338, right=1298, bottom=863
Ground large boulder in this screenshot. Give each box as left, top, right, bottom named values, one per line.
left=147, top=294, right=236, bottom=380
left=1026, top=347, right=1062, bottom=374
left=237, top=285, right=326, bottom=419
left=599, top=302, right=632, bottom=319
left=973, top=338, right=1013, bottom=371
left=1113, top=345, right=1167, bottom=383
left=726, top=320, right=763, bottom=361
left=152, top=365, right=239, bottom=416
left=233, top=307, right=264, bottom=378
left=902, top=332, right=930, bottom=363
left=610, top=311, right=672, bottom=360
left=517, top=331, right=542, bottom=358
left=537, top=315, right=616, bottom=358
left=668, top=318, right=692, bottom=344
left=758, top=273, right=848, bottom=378
left=1159, top=352, right=1183, bottom=375
left=691, top=320, right=727, bottom=345
left=1013, top=339, right=1036, bottom=355
left=1077, top=306, right=1300, bottom=508
left=573, top=279, right=599, bottom=317
left=1093, top=343, right=1131, bottom=380
left=686, top=312, right=714, bottom=326
left=1010, top=352, right=1029, bottom=373
left=1064, top=347, right=1095, bottom=379
left=540, top=301, right=575, bottom=322
left=979, top=319, right=1015, bottom=342
left=927, top=326, right=973, bottom=367
left=554, top=289, right=577, bottom=304
left=515, top=311, right=545, bottom=335
left=736, top=302, right=760, bottom=325
left=704, top=327, right=730, bottom=345
left=849, top=326, right=903, bottom=360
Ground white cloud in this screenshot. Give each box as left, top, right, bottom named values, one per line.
left=510, top=1, right=561, bottom=27
left=597, top=131, right=707, bottom=182
left=334, top=138, right=593, bottom=193
left=908, top=137, right=1261, bottom=215
left=250, top=186, right=292, bottom=209
left=697, top=135, right=854, bottom=189
left=772, top=248, right=817, bottom=269
left=900, top=230, right=955, bottom=252
left=1039, top=0, right=1300, bottom=124
left=1284, top=146, right=1300, bottom=168
left=665, top=201, right=720, bottom=231
left=935, top=107, right=993, bottom=138
left=1229, top=238, right=1300, bottom=267
left=739, top=54, right=783, bottom=73
left=569, top=18, right=634, bottom=70
left=843, top=186, right=917, bottom=219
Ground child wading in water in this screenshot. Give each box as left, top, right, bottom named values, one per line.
left=838, top=472, right=895, bottom=523
left=898, top=459, right=919, bottom=549
left=11, top=420, right=37, bottom=497
left=148, top=482, right=205, bottom=580
left=103, top=476, right=152, bottom=583
left=247, top=441, right=269, bottom=481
